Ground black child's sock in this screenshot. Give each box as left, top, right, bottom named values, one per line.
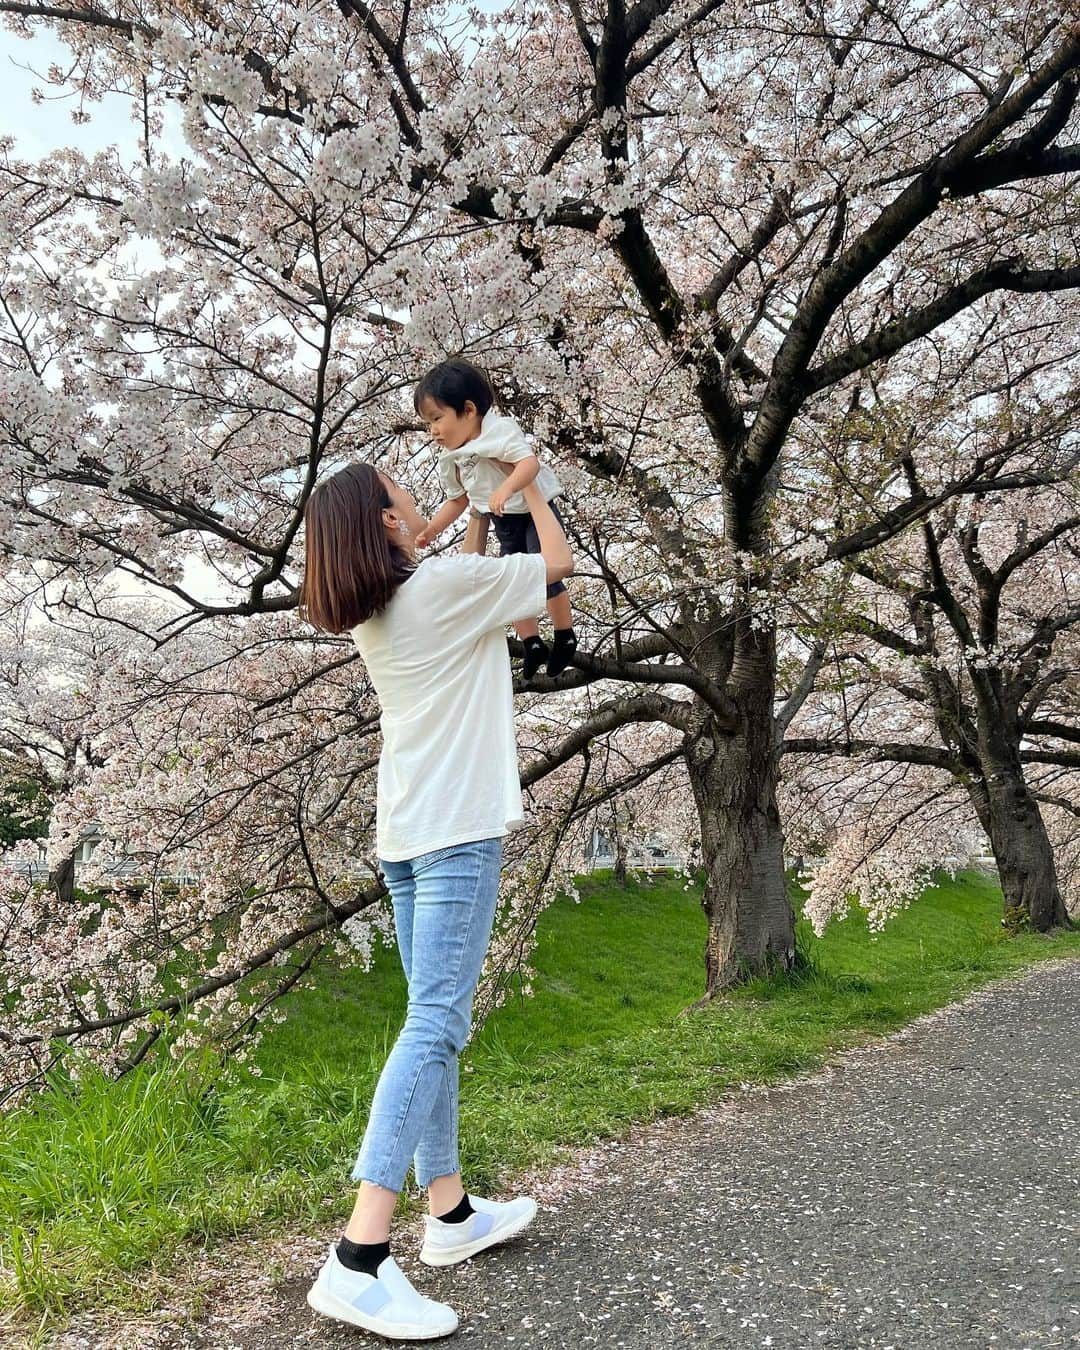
left=336, top=1235, right=392, bottom=1278
left=434, top=1193, right=475, bottom=1224
left=521, top=634, right=549, bottom=680
left=545, top=627, right=578, bottom=677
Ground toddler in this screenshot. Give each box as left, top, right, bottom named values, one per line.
left=413, top=358, right=579, bottom=679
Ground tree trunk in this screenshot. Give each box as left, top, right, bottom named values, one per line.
left=965, top=687, right=1070, bottom=932
left=684, top=696, right=795, bottom=997
left=968, top=758, right=1069, bottom=931
left=613, top=831, right=628, bottom=888
left=48, top=850, right=76, bottom=906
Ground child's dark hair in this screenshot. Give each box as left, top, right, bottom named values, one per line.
left=413, top=358, right=495, bottom=417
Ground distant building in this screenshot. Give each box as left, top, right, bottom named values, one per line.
left=5, top=823, right=199, bottom=887
left=582, top=826, right=685, bottom=872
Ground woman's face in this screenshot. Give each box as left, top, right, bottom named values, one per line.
left=378, top=471, right=427, bottom=555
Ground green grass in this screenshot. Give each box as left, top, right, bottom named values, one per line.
left=1, top=867, right=1076, bottom=1326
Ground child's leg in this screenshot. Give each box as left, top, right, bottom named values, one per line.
left=547, top=590, right=572, bottom=630
left=543, top=579, right=578, bottom=676
left=526, top=501, right=578, bottom=677
left=494, top=513, right=547, bottom=674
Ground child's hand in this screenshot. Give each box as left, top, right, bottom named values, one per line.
left=488, top=485, right=512, bottom=516
left=415, top=526, right=434, bottom=548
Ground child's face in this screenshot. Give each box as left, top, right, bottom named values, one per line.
left=418, top=395, right=481, bottom=451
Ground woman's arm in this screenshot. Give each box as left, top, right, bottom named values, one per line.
left=461, top=507, right=490, bottom=555
left=523, top=483, right=573, bottom=584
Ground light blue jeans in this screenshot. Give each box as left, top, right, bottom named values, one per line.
left=351, top=835, right=503, bottom=1191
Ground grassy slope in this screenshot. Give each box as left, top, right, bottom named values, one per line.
left=1, top=867, right=1076, bottom=1322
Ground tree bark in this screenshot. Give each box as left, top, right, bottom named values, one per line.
left=684, top=691, right=795, bottom=995
left=48, top=850, right=76, bottom=906
left=966, top=730, right=1070, bottom=931
left=613, top=828, right=628, bottom=887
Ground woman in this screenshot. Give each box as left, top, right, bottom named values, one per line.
left=298, top=458, right=574, bottom=1339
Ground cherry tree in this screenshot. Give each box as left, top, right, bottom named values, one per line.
left=0, top=0, right=1077, bottom=1096
left=777, top=337, right=1078, bottom=931
left=0, top=572, right=139, bottom=901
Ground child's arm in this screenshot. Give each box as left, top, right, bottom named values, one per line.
left=415, top=494, right=468, bottom=548
left=488, top=455, right=540, bottom=515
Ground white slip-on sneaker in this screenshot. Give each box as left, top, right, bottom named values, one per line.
left=306, top=1246, right=458, bottom=1339
left=418, top=1194, right=538, bottom=1267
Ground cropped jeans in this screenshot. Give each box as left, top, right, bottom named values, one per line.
left=351, top=835, right=503, bottom=1192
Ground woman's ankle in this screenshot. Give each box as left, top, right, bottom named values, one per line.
left=344, top=1222, right=392, bottom=1244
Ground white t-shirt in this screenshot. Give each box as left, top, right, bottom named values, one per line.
left=350, top=551, right=550, bottom=862
left=438, top=409, right=563, bottom=514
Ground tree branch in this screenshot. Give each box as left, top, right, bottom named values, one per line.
left=804, top=264, right=1080, bottom=394
left=745, top=26, right=1080, bottom=478
left=520, top=691, right=696, bottom=786
left=1024, top=719, right=1080, bottom=744
left=780, top=736, right=960, bottom=771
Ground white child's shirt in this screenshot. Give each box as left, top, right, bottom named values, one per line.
left=438, top=409, right=563, bottom=514
left=350, top=551, right=550, bottom=861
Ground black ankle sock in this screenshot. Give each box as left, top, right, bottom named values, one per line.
left=545, top=626, right=578, bottom=677
left=521, top=634, right=549, bottom=679
left=336, top=1235, right=391, bottom=1278
left=434, top=1193, right=475, bottom=1224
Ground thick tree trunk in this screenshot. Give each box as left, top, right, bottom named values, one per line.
left=684, top=695, right=795, bottom=997
left=961, top=679, right=1071, bottom=931
left=967, top=753, right=1069, bottom=931
left=914, top=651, right=1070, bottom=932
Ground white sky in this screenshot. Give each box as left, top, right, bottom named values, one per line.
left=1, top=23, right=132, bottom=156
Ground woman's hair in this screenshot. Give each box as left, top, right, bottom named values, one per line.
left=413, top=358, right=495, bottom=417
left=298, top=462, right=417, bottom=633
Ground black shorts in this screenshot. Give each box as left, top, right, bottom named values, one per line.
left=489, top=497, right=567, bottom=600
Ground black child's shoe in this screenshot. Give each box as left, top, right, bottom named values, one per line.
left=545, top=628, right=578, bottom=677
left=521, top=635, right=549, bottom=680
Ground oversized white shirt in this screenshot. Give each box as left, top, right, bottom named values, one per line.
left=350, top=551, right=550, bottom=861
left=437, top=409, right=563, bottom=514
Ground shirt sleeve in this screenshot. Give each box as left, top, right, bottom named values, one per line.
left=438, top=456, right=466, bottom=499
left=474, top=416, right=536, bottom=465
left=458, top=552, right=549, bottom=634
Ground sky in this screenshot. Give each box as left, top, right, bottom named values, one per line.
left=1, top=22, right=133, bottom=156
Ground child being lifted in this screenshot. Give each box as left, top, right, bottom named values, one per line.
left=413, top=358, right=579, bottom=680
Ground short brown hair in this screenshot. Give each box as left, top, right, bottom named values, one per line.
left=298, top=462, right=417, bottom=633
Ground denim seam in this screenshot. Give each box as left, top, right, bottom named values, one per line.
left=416, top=1061, right=457, bottom=1187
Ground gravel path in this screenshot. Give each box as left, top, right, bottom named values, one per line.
left=42, top=959, right=1080, bottom=1350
